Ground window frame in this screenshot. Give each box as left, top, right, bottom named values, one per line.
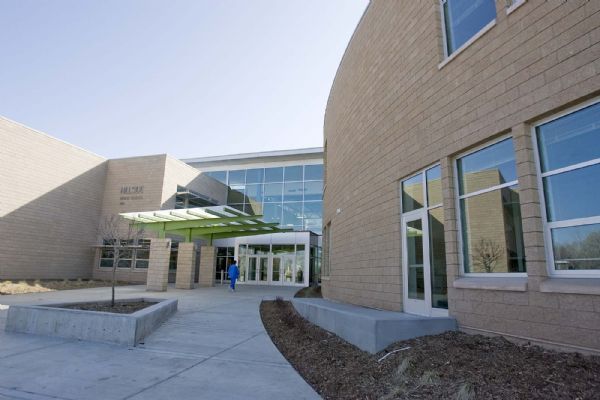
left=532, top=97, right=600, bottom=278
left=438, top=0, right=497, bottom=65
left=454, top=135, right=527, bottom=277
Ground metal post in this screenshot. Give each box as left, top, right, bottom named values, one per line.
left=220, top=269, right=224, bottom=285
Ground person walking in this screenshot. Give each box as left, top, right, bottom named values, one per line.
left=228, top=260, right=240, bottom=292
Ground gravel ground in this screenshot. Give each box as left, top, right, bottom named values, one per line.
left=261, top=300, right=600, bottom=400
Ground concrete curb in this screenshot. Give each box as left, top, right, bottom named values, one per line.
left=5, top=297, right=177, bottom=346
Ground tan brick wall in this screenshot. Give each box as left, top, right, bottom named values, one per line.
left=323, top=0, right=600, bottom=351
left=175, top=242, right=196, bottom=289
left=0, top=117, right=107, bottom=279
left=146, top=238, right=171, bottom=291
left=198, top=246, right=216, bottom=287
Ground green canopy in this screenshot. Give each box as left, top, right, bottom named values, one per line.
left=120, top=206, right=291, bottom=244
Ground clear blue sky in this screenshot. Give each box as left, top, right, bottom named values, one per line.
left=0, top=0, right=367, bottom=159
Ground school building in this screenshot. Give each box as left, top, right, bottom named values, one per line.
left=0, top=117, right=323, bottom=288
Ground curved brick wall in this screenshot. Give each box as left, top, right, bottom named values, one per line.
left=323, top=1, right=600, bottom=352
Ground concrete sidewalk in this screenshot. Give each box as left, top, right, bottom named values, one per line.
left=0, top=285, right=320, bottom=400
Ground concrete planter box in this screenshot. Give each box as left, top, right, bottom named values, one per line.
left=5, top=298, right=177, bottom=347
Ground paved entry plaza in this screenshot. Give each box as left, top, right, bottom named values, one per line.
left=0, top=285, right=320, bottom=400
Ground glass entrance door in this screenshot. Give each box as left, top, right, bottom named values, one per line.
left=258, top=257, right=268, bottom=283
left=271, top=256, right=282, bottom=284
left=402, top=211, right=448, bottom=316
left=403, top=214, right=428, bottom=315
left=247, top=256, right=268, bottom=283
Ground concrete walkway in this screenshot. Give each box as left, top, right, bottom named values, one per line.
left=0, top=285, right=321, bottom=400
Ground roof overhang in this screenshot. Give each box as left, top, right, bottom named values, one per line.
left=120, top=206, right=291, bottom=243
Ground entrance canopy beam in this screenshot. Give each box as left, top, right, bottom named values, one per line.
left=121, top=206, right=290, bottom=242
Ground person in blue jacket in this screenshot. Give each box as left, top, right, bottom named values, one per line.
left=228, top=260, right=240, bottom=292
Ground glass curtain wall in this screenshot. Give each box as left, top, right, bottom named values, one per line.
left=205, top=164, right=323, bottom=234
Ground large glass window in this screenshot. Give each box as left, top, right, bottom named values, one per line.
left=441, top=0, right=496, bottom=56
left=456, top=138, right=526, bottom=274
left=206, top=163, right=323, bottom=234
left=402, top=174, right=424, bottom=213
left=536, top=101, right=600, bottom=273
left=304, top=164, right=324, bottom=181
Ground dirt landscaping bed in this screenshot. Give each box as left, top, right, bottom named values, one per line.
left=261, top=300, right=600, bottom=400
left=0, top=279, right=131, bottom=295
left=54, top=300, right=155, bottom=314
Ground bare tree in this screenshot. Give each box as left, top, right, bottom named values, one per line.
left=472, top=238, right=503, bottom=273
left=99, top=215, right=145, bottom=307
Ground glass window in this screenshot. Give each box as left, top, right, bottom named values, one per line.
left=296, top=245, right=306, bottom=284
left=100, top=247, right=114, bottom=268
left=304, top=181, right=323, bottom=201
left=206, top=171, right=227, bottom=184
left=460, top=186, right=526, bottom=273
left=245, top=202, right=262, bottom=216
left=303, top=201, right=323, bottom=234
left=227, top=186, right=245, bottom=204
left=282, top=202, right=303, bottom=229
left=283, top=182, right=304, bottom=202
left=245, top=168, right=264, bottom=184
left=263, top=203, right=282, bottom=224
left=543, top=163, right=600, bottom=222
left=135, top=248, right=149, bottom=269
left=245, top=184, right=263, bottom=203
left=284, top=165, right=303, bottom=182
left=426, top=166, right=443, bottom=206
left=536, top=102, right=600, bottom=172
left=228, top=170, right=246, bottom=185
left=442, top=0, right=496, bottom=55
left=304, top=164, right=324, bottom=180
left=457, top=138, right=517, bottom=195
left=536, top=101, right=600, bottom=274
left=429, top=207, right=447, bottom=309
left=264, top=167, right=283, bottom=183
left=551, top=224, right=600, bottom=271
left=402, top=174, right=424, bottom=213
left=247, top=244, right=270, bottom=255
left=263, top=183, right=283, bottom=202
left=117, top=249, right=133, bottom=269
left=406, top=219, right=425, bottom=300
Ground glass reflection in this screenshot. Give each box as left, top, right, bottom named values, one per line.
left=406, top=219, right=425, bottom=300
left=296, top=245, right=305, bottom=284
left=304, top=164, right=324, bottom=180
left=537, top=102, right=600, bottom=172
left=402, top=174, right=424, bottom=213
left=429, top=207, right=447, bottom=309
left=245, top=168, right=264, bottom=184
left=443, top=0, right=496, bottom=55
left=284, top=166, right=303, bottom=182
left=263, top=183, right=283, bottom=202
left=304, top=181, right=323, bottom=201
left=457, top=138, right=517, bottom=195
left=460, top=186, right=526, bottom=273
left=543, top=164, right=600, bottom=222
left=552, top=223, right=600, bottom=270
left=265, top=167, right=284, bottom=183
left=282, top=202, right=303, bottom=229
left=283, top=182, right=304, bottom=202
left=426, top=166, right=442, bottom=207
left=228, top=170, right=246, bottom=185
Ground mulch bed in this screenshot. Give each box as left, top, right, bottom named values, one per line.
left=55, top=301, right=155, bottom=314
left=294, top=286, right=323, bottom=298
left=260, top=300, right=600, bottom=400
